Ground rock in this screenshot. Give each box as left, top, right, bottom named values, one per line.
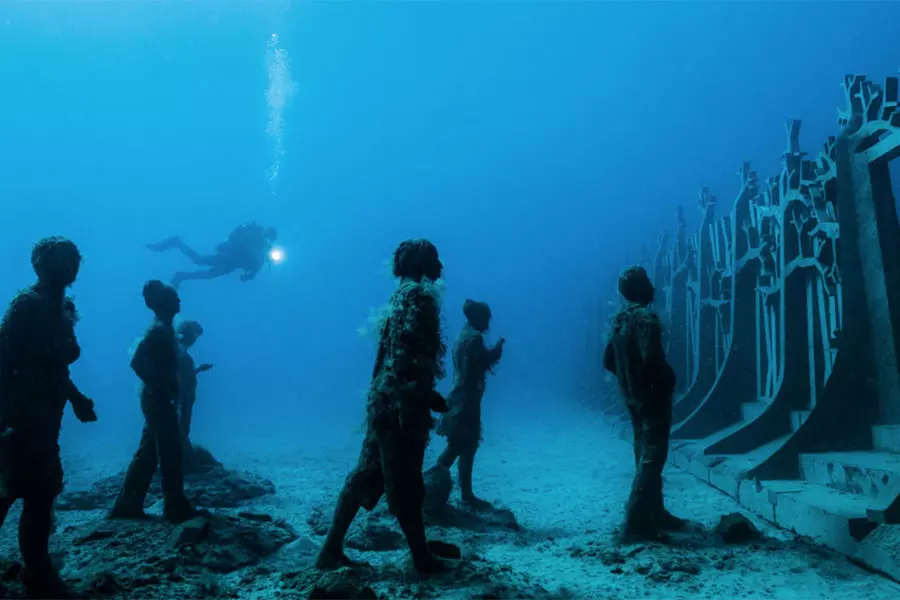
left=306, top=505, right=329, bottom=536
left=238, top=512, right=274, bottom=523
left=715, top=512, right=762, bottom=544
left=74, top=529, right=115, bottom=546
left=428, top=540, right=462, bottom=560
left=171, top=518, right=212, bottom=547
left=346, top=517, right=406, bottom=552
left=423, top=465, right=453, bottom=510
left=57, top=463, right=276, bottom=512
left=85, top=571, right=122, bottom=595
left=58, top=512, right=297, bottom=597
left=56, top=491, right=101, bottom=511
left=599, top=550, right=626, bottom=565
left=307, top=572, right=378, bottom=599
left=425, top=502, right=521, bottom=533
left=310, top=501, right=406, bottom=552
left=185, top=445, right=223, bottom=474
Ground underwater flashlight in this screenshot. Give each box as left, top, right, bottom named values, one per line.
left=269, top=247, right=286, bottom=264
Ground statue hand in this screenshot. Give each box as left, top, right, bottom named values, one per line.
left=72, top=397, right=98, bottom=423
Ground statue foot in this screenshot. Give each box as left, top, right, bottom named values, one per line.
left=462, top=495, right=493, bottom=511
left=315, top=548, right=362, bottom=571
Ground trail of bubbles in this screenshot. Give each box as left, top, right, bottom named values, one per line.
left=265, top=33, right=296, bottom=195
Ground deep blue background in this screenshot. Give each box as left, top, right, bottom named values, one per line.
left=1, top=1, right=898, bottom=453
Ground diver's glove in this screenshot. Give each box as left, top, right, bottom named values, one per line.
left=71, top=393, right=98, bottom=423
left=430, top=391, right=449, bottom=413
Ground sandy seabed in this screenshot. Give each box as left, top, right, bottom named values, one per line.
left=2, top=412, right=899, bottom=599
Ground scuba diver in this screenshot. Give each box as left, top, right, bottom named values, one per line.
left=0, top=236, right=98, bottom=598
left=316, top=239, right=457, bottom=575
left=603, top=265, right=686, bottom=542
left=431, top=299, right=505, bottom=510
left=175, top=320, right=213, bottom=469
left=146, top=222, right=279, bottom=289
left=109, top=280, right=196, bottom=523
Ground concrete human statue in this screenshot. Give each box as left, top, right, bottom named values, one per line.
left=175, top=320, right=214, bottom=469
left=109, top=280, right=197, bottom=523
left=603, top=265, right=687, bottom=542
left=315, top=238, right=459, bottom=574
left=0, top=236, right=98, bottom=598
left=430, top=299, right=505, bottom=509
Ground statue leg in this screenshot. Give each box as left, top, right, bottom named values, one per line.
left=458, top=447, right=491, bottom=510
left=316, top=433, right=383, bottom=570
left=646, top=396, right=686, bottom=530
left=151, top=402, right=195, bottom=523
left=20, top=494, right=72, bottom=598
left=110, top=425, right=157, bottom=518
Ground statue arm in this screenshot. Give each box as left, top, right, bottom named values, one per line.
left=637, top=311, right=676, bottom=393
left=470, top=334, right=502, bottom=372
left=603, top=341, right=616, bottom=375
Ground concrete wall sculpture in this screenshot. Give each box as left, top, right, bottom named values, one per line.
left=606, top=73, right=900, bottom=581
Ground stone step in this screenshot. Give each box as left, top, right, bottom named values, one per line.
left=790, top=410, right=811, bottom=432
left=741, top=401, right=767, bottom=421
left=799, top=451, right=900, bottom=498
left=760, top=480, right=876, bottom=554
left=873, top=425, right=900, bottom=453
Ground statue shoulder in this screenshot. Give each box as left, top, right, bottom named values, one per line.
left=4, top=288, right=41, bottom=322
left=632, top=308, right=664, bottom=338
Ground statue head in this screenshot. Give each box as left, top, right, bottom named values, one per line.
left=392, top=238, right=442, bottom=282
left=177, top=320, right=204, bottom=348
left=618, top=265, right=655, bottom=306
left=142, top=280, right=181, bottom=321
left=463, top=299, right=492, bottom=332
left=31, top=236, right=81, bottom=290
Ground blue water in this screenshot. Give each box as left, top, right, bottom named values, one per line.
left=1, top=1, right=898, bottom=454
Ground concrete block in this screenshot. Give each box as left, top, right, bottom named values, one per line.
left=671, top=443, right=702, bottom=472
left=799, top=451, right=900, bottom=497
left=866, top=476, right=900, bottom=524
left=688, top=458, right=711, bottom=483
left=709, top=467, right=741, bottom=498
left=853, top=524, right=900, bottom=581
left=873, top=425, right=900, bottom=453
left=741, top=401, right=767, bottom=421
left=771, top=481, right=873, bottom=555
left=671, top=448, right=690, bottom=471
left=738, top=479, right=776, bottom=523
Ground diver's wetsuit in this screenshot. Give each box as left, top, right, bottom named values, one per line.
left=147, top=223, right=274, bottom=288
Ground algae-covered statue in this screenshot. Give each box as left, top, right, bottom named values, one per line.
left=316, top=238, right=456, bottom=574
left=0, top=236, right=97, bottom=598
left=110, top=280, right=196, bottom=523
left=431, top=299, right=504, bottom=509
left=603, top=265, right=686, bottom=542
